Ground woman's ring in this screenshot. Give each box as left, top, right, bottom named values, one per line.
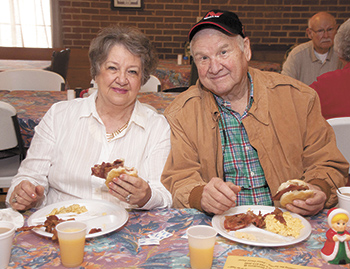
left=12, top=194, right=18, bottom=204
left=125, top=194, right=131, bottom=203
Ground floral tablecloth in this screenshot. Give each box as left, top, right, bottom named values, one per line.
left=0, top=90, right=179, bottom=148
left=7, top=207, right=346, bottom=268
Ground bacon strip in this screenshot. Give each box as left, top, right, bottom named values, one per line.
left=272, top=185, right=309, bottom=200
left=91, top=159, right=124, bottom=178
left=17, top=215, right=102, bottom=241
left=224, top=210, right=266, bottom=231
left=224, top=208, right=287, bottom=231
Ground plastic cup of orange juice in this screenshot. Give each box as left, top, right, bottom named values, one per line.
left=187, top=225, right=217, bottom=269
left=56, top=221, right=87, bottom=268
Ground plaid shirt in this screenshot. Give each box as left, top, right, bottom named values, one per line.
left=215, top=73, right=273, bottom=206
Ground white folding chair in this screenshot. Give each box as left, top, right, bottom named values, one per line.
left=327, top=117, right=350, bottom=173
left=139, top=75, right=161, bottom=92
left=0, top=69, right=65, bottom=91
left=0, top=101, right=26, bottom=193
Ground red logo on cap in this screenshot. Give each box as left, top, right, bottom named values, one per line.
left=204, top=11, right=223, bottom=20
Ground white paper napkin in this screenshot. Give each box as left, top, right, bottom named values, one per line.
left=138, top=230, right=173, bottom=246
left=0, top=208, right=24, bottom=228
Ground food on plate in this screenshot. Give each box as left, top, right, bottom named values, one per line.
left=272, top=179, right=315, bottom=207
left=224, top=209, right=265, bottom=231
left=265, top=211, right=304, bottom=238
left=235, top=231, right=257, bottom=241
left=89, top=228, right=102, bottom=234
left=17, top=215, right=67, bottom=240
left=48, top=204, right=88, bottom=216
left=91, top=159, right=138, bottom=187
left=17, top=215, right=102, bottom=240
left=224, top=208, right=304, bottom=238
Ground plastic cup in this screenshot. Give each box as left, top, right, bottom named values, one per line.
left=187, top=225, right=217, bottom=269
left=67, top=89, right=75, bottom=100
left=56, top=221, right=87, bottom=268
left=0, top=221, right=16, bottom=269
left=337, top=187, right=350, bottom=213
left=177, top=54, right=183, bottom=65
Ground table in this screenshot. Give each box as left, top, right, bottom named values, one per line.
left=0, top=59, right=51, bottom=71
left=155, top=59, right=192, bottom=90
left=155, top=59, right=282, bottom=90
left=0, top=59, right=281, bottom=91
left=7, top=208, right=344, bottom=268
left=0, top=90, right=179, bottom=148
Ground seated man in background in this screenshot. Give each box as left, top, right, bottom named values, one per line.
left=282, top=12, right=342, bottom=85
left=161, top=10, right=348, bottom=217
left=310, top=18, right=350, bottom=120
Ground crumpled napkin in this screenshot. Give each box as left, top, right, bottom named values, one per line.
left=138, top=230, right=173, bottom=246
left=0, top=208, right=24, bottom=228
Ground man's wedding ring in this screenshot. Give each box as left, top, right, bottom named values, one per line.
left=125, top=194, right=131, bottom=203
left=12, top=194, right=18, bottom=204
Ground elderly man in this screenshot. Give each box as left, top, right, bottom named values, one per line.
left=310, top=18, right=350, bottom=119
left=161, top=10, right=348, bottom=216
left=282, top=12, right=342, bottom=85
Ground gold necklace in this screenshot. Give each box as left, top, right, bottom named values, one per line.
left=106, top=120, right=129, bottom=142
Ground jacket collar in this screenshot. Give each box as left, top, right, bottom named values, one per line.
left=244, top=67, right=270, bottom=125
left=198, top=81, right=221, bottom=124
left=190, top=67, right=303, bottom=127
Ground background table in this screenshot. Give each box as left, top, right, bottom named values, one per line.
left=0, top=59, right=281, bottom=91
left=155, top=59, right=282, bottom=90
left=0, top=90, right=179, bottom=148
left=8, top=207, right=343, bottom=268
left=0, top=59, right=51, bottom=71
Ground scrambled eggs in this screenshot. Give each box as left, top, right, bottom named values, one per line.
left=47, top=204, right=88, bottom=216
left=265, top=211, right=304, bottom=238
left=235, top=231, right=257, bottom=241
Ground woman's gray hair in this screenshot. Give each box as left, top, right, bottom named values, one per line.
left=334, top=18, right=350, bottom=62
left=89, top=25, right=158, bottom=85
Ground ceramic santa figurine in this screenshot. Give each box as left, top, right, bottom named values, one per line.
left=321, top=207, right=350, bottom=264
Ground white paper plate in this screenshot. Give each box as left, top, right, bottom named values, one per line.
left=27, top=199, right=128, bottom=238
left=212, top=205, right=311, bottom=247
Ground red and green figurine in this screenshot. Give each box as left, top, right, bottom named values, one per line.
left=321, top=207, right=350, bottom=264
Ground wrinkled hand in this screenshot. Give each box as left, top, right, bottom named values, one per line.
left=10, top=180, right=45, bottom=211
left=201, top=177, right=241, bottom=215
left=108, top=174, right=151, bottom=208
left=285, top=184, right=326, bottom=216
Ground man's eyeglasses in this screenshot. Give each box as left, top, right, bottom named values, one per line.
left=310, top=27, right=336, bottom=36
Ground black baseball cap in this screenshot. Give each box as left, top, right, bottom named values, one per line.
left=188, top=10, right=245, bottom=42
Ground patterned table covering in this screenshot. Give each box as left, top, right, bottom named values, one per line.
left=0, top=59, right=281, bottom=92
left=0, top=90, right=179, bottom=148
left=155, top=59, right=282, bottom=91
left=7, top=207, right=345, bottom=269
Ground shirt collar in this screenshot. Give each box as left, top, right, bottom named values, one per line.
left=214, top=72, right=254, bottom=114
left=79, top=90, right=147, bottom=130
left=310, top=41, right=334, bottom=63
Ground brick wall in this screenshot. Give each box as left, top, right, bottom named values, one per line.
left=60, top=0, right=350, bottom=60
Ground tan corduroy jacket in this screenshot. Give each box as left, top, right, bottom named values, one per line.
left=161, top=67, right=349, bottom=211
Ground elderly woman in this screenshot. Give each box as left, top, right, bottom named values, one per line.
left=310, top=18, right=350, bottom=119
left=6, top=25, right=172, bottom=210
